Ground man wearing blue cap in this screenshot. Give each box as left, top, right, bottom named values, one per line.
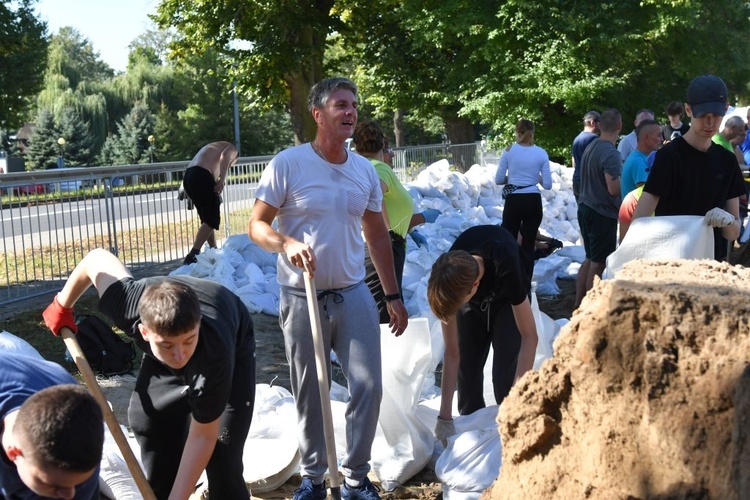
left=633, top=74, right=746, bottom=260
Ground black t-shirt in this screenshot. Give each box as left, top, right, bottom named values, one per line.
left=449, top=225, right=529, bottom=308
left=662, top=122, right=690, bottom=142
left=99, top=275, right=254, bottom=423
left=644, top=136, right=746, bottom=259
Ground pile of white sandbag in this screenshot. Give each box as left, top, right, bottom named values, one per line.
left=173, top=158, right=582, bottom=315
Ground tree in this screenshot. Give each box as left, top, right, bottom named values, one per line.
left=462, top=0, right=750, bottom=160
left=344, top=0, right=498, bottom=155
left=0, top=0, right=48, bottom=132
left=24, top=109, right=59, bottom=170
left=153, top=0, right=339, bottom=144
left=45, top=26, right=113, bottom=88
left=57, top=107, right=97, bottom=166
left=99, top=103, right=155, bottom=165
left=36, top=28, right=113, bottom=153
left=153, top=0, right=491, bottom=155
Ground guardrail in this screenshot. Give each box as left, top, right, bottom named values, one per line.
left=0, top=142, right=490, bottom=305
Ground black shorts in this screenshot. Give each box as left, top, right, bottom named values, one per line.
left=578, top=203, right=617, bottom=264
left=183, top=167, right=221, bottom=230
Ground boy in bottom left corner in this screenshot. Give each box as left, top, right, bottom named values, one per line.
left=0, top=351, right=104, bottom=499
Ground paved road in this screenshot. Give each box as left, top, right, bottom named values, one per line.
left=1, top=183, right=255, bottom=251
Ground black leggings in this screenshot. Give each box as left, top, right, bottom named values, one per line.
left=501, top=192, right=543, bottom=264
left=456, top=300, right=522, bottom=415
left=128, top=352, right=256, bottom=499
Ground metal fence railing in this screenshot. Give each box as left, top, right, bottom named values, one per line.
left=0, top=142, right=492, bottom=305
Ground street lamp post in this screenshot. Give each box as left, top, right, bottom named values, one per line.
left=57, top=137, right=65, bottom=168
left=147, top=135, right=155, bottom=164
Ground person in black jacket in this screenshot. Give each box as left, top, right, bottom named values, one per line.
left=43, top=248, right=255, bottom=499
left=427, top=225, right=538, bottom=446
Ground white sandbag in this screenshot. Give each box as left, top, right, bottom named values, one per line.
left=555, top=244, right=585, bottom=263
left=603, top=215, right=714, bottom=279
left=98, top=425, right=142, bottom=500
left=532, top=294, right=561, bottom=371
left=0, top=331, right=43, bottom=359
left=435, top=406, right=501, bottom=498
left=533, top=254, right=570, bottom=296
left=221, top=233, right=253, bottom=253
left=244, top=384, right=300, bottom=493
left=242, top=262, right=266, bottom=294
left=372, top=318, right=434, bottom=491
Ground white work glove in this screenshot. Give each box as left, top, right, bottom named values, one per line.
left=434, top=417, right=456, bottom=447
left=703, top=207, right=735, bottom=228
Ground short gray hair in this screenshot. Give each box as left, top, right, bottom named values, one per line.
left=725, top=115, right=745, bottom=130
left=308, top=77, right=358, bottom=112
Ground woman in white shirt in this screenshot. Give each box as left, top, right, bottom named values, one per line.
left=495, top=119, right=553, bottom=267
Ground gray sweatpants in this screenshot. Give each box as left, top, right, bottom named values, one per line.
left=279, top=281, right=382, bottom=484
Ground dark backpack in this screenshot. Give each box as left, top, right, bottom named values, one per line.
left=65, top=315, right=136, bottom=376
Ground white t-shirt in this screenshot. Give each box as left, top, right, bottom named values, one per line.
left=495, top=143, right=552, bottom=194
left=618, top=131, right=637, bottom=163
left=254, top=143, right=382, bottom=290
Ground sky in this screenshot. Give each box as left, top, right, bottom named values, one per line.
left=35, top=0, right=159, bottom=73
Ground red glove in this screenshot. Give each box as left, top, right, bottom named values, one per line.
left=42, top=295, right=77, bottom=336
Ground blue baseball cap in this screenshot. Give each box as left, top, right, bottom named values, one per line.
left=686, top=75, right=728, bottom=117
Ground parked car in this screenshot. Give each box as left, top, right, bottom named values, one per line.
left=13, top=184, right=47, bottom=196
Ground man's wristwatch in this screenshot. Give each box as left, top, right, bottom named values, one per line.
left=384, top=293, right=401, bottom=302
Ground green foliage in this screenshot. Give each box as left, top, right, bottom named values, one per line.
left=99, top=103, right=155, bottom=165
left=0, top=0, right=48, bottom=131
left=153, top=0, right=338, bottom=143
left=57, top=107, right=97, bottom=166
left=46, top=27, right=113, bottom=88
left=345, top=0, right=500, bottom=144
left=36, top=28, right=113, bottom=154
left=24, top=109, right=59, bottom=170
left=462, top=0, right=750, bottom=161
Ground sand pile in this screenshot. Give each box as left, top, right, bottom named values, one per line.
left=487, top=259, right=750, bottom=499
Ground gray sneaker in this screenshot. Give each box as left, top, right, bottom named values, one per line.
left=341, top=477, right=381, bottom=500
left=292, top=477, right=326, bottom=500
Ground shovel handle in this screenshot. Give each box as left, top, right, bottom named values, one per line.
left=60, top=326, right=157, bottom=500
left=303, top=272, right=341, bottom=494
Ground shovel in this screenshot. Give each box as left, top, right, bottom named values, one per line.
left=303, top=272, right=342, bottom=500
left=60, top=326, right=157, bottom=500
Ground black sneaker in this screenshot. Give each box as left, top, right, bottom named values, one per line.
left=183, top=249, right=199, bottom=265
left=292, top=477, right=326, bottom=500
left=341, top=477, right=381, bottom=500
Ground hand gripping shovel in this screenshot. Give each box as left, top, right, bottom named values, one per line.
left=303, top=272, right=342, bottom=500
left=60, top=326, right=157, bottom=500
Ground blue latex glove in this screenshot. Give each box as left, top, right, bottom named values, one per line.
left=410, top=230, right=428, bottom=249
left=422, top=208, right=440, bottom=224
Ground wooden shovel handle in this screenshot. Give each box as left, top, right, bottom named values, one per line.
left=303, top=272, right=341, bottom=497
left=60, top=326, right=157, bottom=500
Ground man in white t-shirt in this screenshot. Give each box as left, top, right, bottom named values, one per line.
left=249, top=77, right=407, bottom=500
left=618, top=108, right=655, bottom=164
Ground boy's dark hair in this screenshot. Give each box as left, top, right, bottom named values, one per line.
left=664, top=101, right=684, bottom=117
left=353, top=120, right=385, bottom=154
left=600, top=108, right=622, bottom=134
left=15, top=385, right=103, bottom=472
left=307, top=77, right=358, bottom=112
left=427, top=250, right=479, bottom=322
left=139, top=279, right=201, bottom=336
